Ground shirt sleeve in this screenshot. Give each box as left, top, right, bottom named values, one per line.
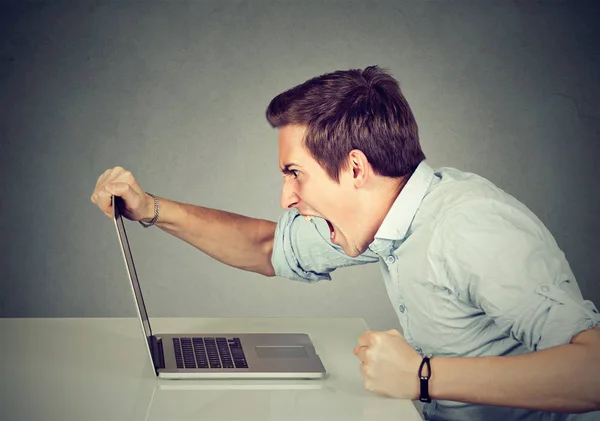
left=440, top=199, right=600, bottom=351
left=271, top=209, right=379, bottom=282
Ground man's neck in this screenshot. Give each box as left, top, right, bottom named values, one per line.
left=362, top=175, right=410, bottom=244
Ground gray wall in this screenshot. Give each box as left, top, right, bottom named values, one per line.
left=1, top=0, right=599, bottom=331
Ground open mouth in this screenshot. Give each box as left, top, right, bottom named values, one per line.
left=325, top=220, right=333, bottom=233
left=303, top=215, right=335, bottom=241
left=326, top=220, right=335, bottom=241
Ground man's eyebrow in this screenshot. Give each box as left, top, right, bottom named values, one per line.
left=280, top=163, right=299, bottom=174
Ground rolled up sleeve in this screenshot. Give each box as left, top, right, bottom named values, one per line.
left=441, top=199, right=600, bottom=351
left=271, top=209, right=379, bottom=282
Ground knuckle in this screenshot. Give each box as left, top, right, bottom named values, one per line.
left=121, top=170, right=134, bottom=183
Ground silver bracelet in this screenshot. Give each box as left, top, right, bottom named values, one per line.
left=139, top=193, right=159, bottom=228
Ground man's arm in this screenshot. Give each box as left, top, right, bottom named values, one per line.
left=91, top=166, right=277, bottom=276
left=436, top=198, right=600, bottom=413
left=356, top=198, right=600, bottom=412
left=150, top=198, right=276, bottom=276
left=429, top=326, right=600, bottom=413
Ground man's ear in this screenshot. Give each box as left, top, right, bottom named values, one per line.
left=347, top=149, right=370, bottom=187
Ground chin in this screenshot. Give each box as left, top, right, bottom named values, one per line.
left=342, top=246, right=363, bottom=258
left=349, top=243, right=371, bottom=257
left=338, top=235, right=368, bottom=257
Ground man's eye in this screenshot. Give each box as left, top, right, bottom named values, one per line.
left=291, top=170, right=299, bottom=178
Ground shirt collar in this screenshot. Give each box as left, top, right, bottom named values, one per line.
left=373, top=160, right=435, bottom=241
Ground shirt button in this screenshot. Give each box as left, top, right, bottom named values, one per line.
left=386, top=255, right=396, bottom=264
left=540, top=285, right=550, bottom=293
left=399, top=304, right=406, bottom=313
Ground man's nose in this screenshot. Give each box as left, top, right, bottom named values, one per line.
left=280, top=180, right=300, bottom=209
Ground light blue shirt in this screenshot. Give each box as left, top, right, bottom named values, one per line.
left=271, top=160, right=600, bottom=421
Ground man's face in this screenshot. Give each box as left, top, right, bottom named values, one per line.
left=278, top=125, right=366, bottom=257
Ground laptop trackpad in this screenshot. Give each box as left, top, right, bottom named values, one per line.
left=255, top=346, right=308, bottom=358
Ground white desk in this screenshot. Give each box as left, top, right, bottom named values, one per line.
left=0, top=317, right=423, bottom=421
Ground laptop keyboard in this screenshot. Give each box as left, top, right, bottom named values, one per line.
left=173, top=337, right=248, bottom=369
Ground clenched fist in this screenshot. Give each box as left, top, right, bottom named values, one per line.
left=354, top=329, right=422, bottom=400
left=90, top=166, right=154, bottom=222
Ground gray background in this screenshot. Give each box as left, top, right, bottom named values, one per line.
left=1, top=0, right=599, bottom=331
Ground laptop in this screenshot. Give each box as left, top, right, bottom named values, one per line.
left=111, top=195, right=327, bottom=380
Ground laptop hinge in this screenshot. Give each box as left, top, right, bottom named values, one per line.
left=149, top=335, right=166, bottom=370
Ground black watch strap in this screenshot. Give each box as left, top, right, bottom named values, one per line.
left=418, top=356, right=432, bottom=403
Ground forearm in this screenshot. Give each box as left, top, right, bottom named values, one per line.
left=429, top=328, right=600, bottom=413
left=147, top=197, right=277, bottom=276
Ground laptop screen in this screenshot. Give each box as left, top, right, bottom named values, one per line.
left=112, top=196, right=153, bottom=341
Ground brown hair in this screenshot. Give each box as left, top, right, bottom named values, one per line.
left=266, top=65, right=425, bottom=182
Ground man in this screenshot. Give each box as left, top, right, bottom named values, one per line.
left=91, top=66, right=600, bottom=421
